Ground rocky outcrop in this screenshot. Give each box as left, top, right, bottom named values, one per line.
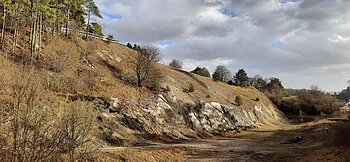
left=94, top=94, right=287, bottom=146
left=188, top=101, right=286, bottom=133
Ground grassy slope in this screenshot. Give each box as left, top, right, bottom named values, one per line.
left=0, top=35, right=277, bottom=113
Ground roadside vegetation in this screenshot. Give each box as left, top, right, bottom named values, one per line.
left=0, top=71, right=99, bottom=162
left=177, top=62, right=342, bottom=116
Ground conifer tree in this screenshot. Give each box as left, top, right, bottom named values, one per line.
left=84, top=0, right=102, bottom=39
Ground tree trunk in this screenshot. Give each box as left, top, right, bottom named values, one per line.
left=37, top=13, right=42, bottom=59
left=85, top=10, right=91, bottom=39
left=12, top=17, right=18, bottom=55
left=65, top=7, right=70, bottom=37
left=1, top=5, right=6, bottom=50
left=31, top=9, right=37, bottom=61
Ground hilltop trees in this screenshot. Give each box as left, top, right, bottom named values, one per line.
left=0, top=0, right=102, bottom=63
left=89, top=22, right=103, bottom=37
left=169, top=59, right=183, bottom=69
left=249, top=75, right=267, bottom=90
left=191, top=67, right=211, bottom=77
left=234, top=69, right=249, bottom=87
left=62, top=0, right=85, bottom=36
left=264, top=77, right=284, bottom=92
left=84, top=0, right=103, bottom=39
left=212, top=65, right=231, bottom=82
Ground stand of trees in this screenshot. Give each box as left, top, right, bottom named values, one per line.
left=0, top=0, right=103, bottom=63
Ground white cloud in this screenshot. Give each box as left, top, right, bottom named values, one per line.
left=97, top=0, right=350, bottom=91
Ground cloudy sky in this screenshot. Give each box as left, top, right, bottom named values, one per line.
left=96, top=0, right=350, bottom=92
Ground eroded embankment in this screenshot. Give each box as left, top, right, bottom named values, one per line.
left=92, top=92, right=288, bottom=146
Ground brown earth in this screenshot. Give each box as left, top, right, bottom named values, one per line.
left=98, top=117, right=350, bottom=162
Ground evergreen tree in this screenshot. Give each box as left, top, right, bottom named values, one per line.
left=234, top=69, right=249, bottom=87
left=84, top=0, right=102, bottom=39
left=264, top=77, right=284, bottom=92
left=191, top=67, right=210, bottom=77
left=126, top=43, right=133, bottom=49
left=91, top=22, right=103, bottom=36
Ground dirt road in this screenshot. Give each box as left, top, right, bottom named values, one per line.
left=101, top=119, right=350, bottom=162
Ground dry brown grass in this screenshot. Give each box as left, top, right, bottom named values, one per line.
left=1, top=35, right=270, bottom=110
left=98, top=148, right=187, bottom=162
left=0, top=35, right=284, bottom=161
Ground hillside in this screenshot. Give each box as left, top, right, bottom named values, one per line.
left=0, top=36, right=290, bottom=161
left=0, top=36, right=288, bottom=144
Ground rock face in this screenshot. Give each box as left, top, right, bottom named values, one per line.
left=189, top=101, right=286, bottom=133
left=95, top=94, right=287, bottom=146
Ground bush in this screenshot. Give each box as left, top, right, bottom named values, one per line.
left=0, top=74, right=99, bottom=161
left=255, top=97, right=260, bottom=101
left=188, top=83, right=195, bottom=93
left=165, top=85, right=171, bottom=92
left=105, top=35, right=115, bottom=44
left=206, top=94, right=211, bottom=98
left=235, top=95, right=243, bottom=106
left=267, top=87, right=341, bottom=115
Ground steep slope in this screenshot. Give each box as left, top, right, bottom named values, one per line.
left=0, top=36, right=288, bottom=146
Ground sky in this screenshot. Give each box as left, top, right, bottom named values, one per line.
left=95, top=0, right=350, bottom=92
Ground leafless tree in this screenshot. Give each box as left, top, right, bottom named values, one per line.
left=169, top=59, right=183, bottom=69
left=212, top=65, right=231, bottom=82
left=132, top=45, right=162, bottom=87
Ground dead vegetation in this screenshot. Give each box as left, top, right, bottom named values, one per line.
left=0, top=70, right=100, bottom=162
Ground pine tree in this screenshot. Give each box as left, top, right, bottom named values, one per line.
left=84, top=0, right=102, bottom=39
left=234, top=69, right=249, bottom=87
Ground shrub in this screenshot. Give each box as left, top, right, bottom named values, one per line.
left=105, top=35, right=115, bottom=44
left=206, top=94, right=211, bottom=98
left=188, top=83, right=195, bottom=92
left=165, top=85, right=171, bottom=92
left=1, top=74, right=99, bottom=161
left=255, top=97, right=260, bottom=101
left=235, top=95, right=243, bottom=106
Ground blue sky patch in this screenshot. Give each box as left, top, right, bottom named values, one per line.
left=101, top=11, right=122, bottom=20
left=271, top=41, right=283, bottom=49
left=219, top=8, right=238, bottom=18
left=157, top=40, right=177, bottom=46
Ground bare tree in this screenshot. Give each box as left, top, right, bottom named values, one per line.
left=249, top=75, right=267, bottom=89
left=132, top=45, right=162, bottom=87
left=212, top=65, right=231, bottom=82
left=169, top=59, right=183, bottom=69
